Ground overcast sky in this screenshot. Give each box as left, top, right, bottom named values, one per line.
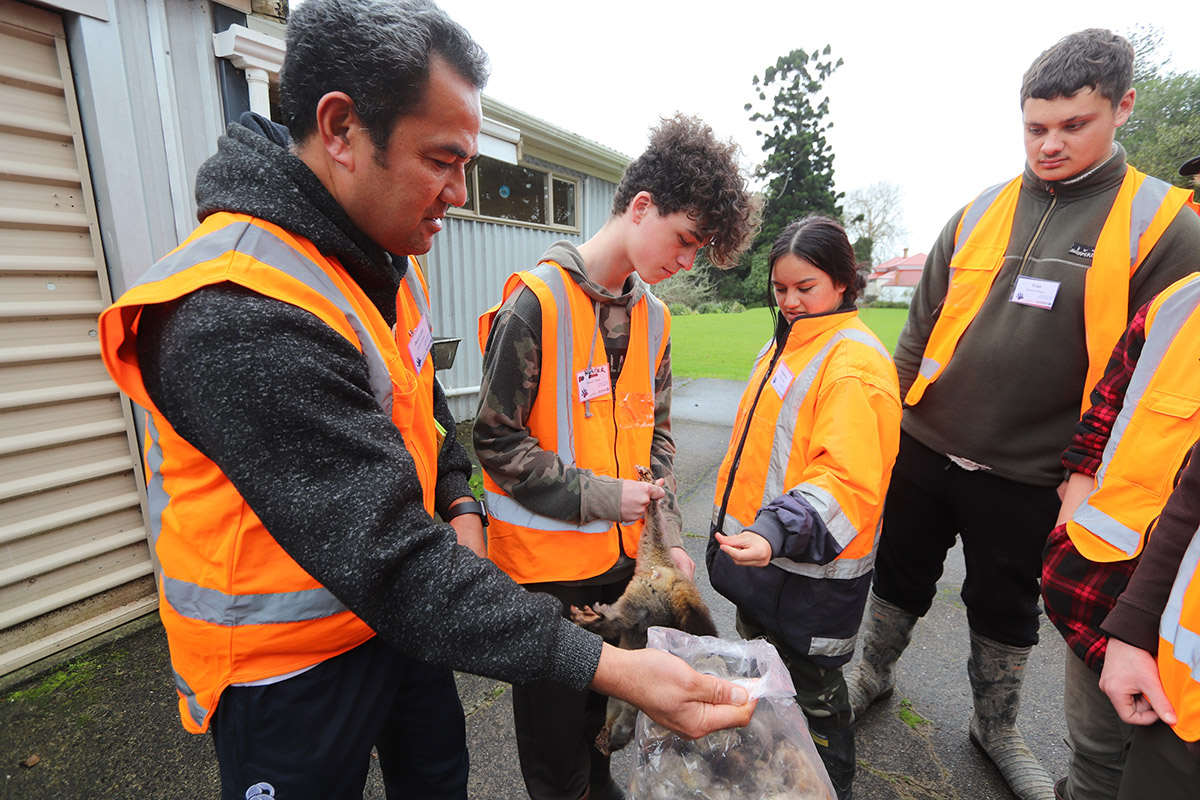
left=434, top=0, right=1199, bottom=261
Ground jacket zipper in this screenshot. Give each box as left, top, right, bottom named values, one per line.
left=1011, top=187, right=1058, bottom=289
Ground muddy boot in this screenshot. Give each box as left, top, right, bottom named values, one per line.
left=967, top=630, right=1056, bottom=800
left=845, top=592, right=918, bottom=720
left=809, top=723, right=856, bottom=800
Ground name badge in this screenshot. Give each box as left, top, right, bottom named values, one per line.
left=576, top=364, right=612, bottom=402
left=770, top=361, right=795, bottom=399
left=408, top=315, right=433, bottom=372
left=1010, top=276, right=1060, bottom=310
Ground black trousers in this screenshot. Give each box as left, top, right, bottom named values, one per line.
left=511, top=579, right=628, bottom=800
left=211, top=636, right=468, bottom=800
left=873, top=431, right=1060, bottom=647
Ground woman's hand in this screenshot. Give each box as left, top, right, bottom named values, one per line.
left=714, top=531, right=773, bottom=567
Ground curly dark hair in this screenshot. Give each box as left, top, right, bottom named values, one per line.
left=1021, top=28, right=1134, bottom=109
left=769, top=215, right=865, bottom=307
left=281, top=0, right=490, bottom=149
left=611, top=114, right=760, bottom=267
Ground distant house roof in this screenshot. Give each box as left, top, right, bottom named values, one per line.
left=870, top=252, right=927, bottom=286
left=875, top=252, right=927, bottom=271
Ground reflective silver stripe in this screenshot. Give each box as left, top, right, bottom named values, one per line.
left=1073, top=274, right=1200, bottom=556
left=161, top=574, right=349, bottom=625
left=137, top=220, right=393, bottom=415
left=485, top=490, right=611, bottom=534
left=810, top=634, right=858, bottom=658
left=174, top=669, right=208, bottom=728
left=951, top=179, right=1011, bottom=261
left=144, top=415, right=167, bottom=549
left=764, top=329, right=888, bottom=504
left=918, top=356, right=940, bottom=379
left=1159, top=523, right=1200, bottom=679
left=792, top=483, right=858, bottom=550
left=644, top=285, right=666, bottom=387
left=709, top=510, right=879, bottom=579
left=1128, top=175, right=1172, bottom=269
left=402, top=257, right=431, bottom=321
left=528, top=262, right=577, bottom=465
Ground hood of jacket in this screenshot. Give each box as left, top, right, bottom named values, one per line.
left=193, top=123, right=403, bottom=322
left=539, top=240, right=649, bottom=309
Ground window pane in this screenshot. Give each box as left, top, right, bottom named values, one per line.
left=553, top=178, right=576, bottom=228
left=477, top=158, right=545, bottom=224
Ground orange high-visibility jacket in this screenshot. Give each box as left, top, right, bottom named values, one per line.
left=1068, top=273, right=1200, bottom=562
left=1157, top=524, right=1200, bottom=741
left=99, top=213, right=439, bottom=733
left=476, top=261, right=669, bottom=584
left=708, top=310, right=901, bottom=662
left=906, top=167, right=1192, bottom=415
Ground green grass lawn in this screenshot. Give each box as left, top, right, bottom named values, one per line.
left=670, top=306, right=909, bottom=381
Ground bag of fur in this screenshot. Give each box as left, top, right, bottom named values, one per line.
left=627, top=627, right=836, bottom=800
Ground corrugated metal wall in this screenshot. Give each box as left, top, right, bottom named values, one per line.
left=0, top=0, right=154, bottom=676
left=428, top=172, right=617, bottom=421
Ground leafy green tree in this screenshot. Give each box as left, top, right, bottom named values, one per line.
left=746, top=46, right=844, bottom=250
left=1120, top=26, right=1200, bottom=188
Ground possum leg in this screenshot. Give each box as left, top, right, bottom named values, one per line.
left=569, top=600, right=650, bottom=641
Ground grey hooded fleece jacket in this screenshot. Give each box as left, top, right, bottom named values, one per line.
left=135, top=124, right=601, bottom=690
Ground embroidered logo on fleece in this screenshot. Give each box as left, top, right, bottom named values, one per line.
left=1069, top=243, right=1095, bottom=261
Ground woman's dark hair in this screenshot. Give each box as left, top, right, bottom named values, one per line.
left=768, top=215, right=865, bottom=309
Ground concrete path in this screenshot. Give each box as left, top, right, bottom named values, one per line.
left=0, top=377, right=1070, bottom=799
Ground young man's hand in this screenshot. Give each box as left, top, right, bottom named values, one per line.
left=713, top=531, right=773, bottom=567
left=619, top=479, right=666, bottom=523
left=1099, top=637, right=1177, bottom=726
left=590, top=644, right=755, bottom=739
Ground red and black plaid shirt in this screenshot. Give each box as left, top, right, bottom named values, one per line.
left=1041, top=304, right=1148, bottom=673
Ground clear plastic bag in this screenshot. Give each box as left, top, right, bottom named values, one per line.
left=627, top=627, right=836, bottom=800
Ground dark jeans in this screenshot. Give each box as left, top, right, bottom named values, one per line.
left=511, top=579, right=629, bottom=800
left=873, top=431, right=1060, bottom=647
left=211, top=636, right=468, bottom=800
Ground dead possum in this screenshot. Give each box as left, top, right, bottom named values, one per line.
left=569, top=466, right=719, bottom=754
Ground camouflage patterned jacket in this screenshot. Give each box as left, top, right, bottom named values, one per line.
left=474, top=241, right=683, bottom=584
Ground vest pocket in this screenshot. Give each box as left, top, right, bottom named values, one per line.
left=1122, top=389, right=1200, bottom=495
left=615, top=391, right=655, bottom=429
left=942, top=243, right=1005, bottom=319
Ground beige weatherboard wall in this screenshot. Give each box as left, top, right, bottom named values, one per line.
left=0, top=0, right=153, bottom=676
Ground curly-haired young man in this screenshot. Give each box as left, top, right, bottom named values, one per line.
left=474, top=113, right=758, bottom=800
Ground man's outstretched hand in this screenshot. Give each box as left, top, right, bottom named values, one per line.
left=590, top=643, right=756, bottom=740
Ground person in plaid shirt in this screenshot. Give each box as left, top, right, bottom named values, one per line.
left=1043, top=278, right=1200, bottom=800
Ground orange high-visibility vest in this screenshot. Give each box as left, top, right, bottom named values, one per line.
left=476, top=261, right=669, bottom=584
left=1157, top=522, right=1200, bottom=742
left=712, top=311, right=901, bottom=586
left=906, top=167, right=1192, bottom=415
left=99, top=212, right=439, bottom=733
left=1068, top=273, right=1200, bottom=562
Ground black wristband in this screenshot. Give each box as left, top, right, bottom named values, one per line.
left=442, top=498, right=488, bottom=527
